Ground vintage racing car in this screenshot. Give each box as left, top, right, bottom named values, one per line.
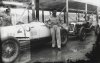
left=1, top=21, right=68, bottom=63
left=68, top=20, right=93, bottom=41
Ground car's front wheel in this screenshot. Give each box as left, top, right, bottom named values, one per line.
left=60, top=28, right=68, bottom=46
left=2, top=38, right=20, bottom=63
left=79, top=27, right=86, bottom=41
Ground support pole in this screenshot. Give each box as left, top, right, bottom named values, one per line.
left=85, top=3, right=87, bottom=21
left=0, top=1, right=2, bottom=63
left=96, top=7, right=99, bottom=23
left=64, top=12, right=66, bottom=23
left=28, top=9, right=30, bottom=23
left=31, top=0, right=35, bottom=21
left=78, top=12, right=79, bottom=22
left=66, top=0, right=69, bottom=26
left=0, top=36, right=2, bottom=63
left=42, top=10, right=44, bottom=22
left=76, top=13, right=78, bottom=21
left=35, top=0, right=39, bottom=20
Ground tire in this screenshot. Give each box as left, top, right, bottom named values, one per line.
left=79, top=27, right=86, bottom=41
left=60, top=28, right=68, bottom=46
left=95, top=25, right=100, bottom=36
left=2, top=37, right=20, bottom=63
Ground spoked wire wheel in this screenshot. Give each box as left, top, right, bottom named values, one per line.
left=2, top=39, right=19, bottom=63
left=79, top=27, right=86, bottom=41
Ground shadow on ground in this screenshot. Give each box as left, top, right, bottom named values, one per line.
left=67, top=33, right=100, bottom=63
left=31, top=33, right=100, bottom=63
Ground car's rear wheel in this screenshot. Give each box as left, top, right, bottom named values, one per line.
left=79, top=27, right=86, bottom=41
left=2, top=38, right=20, bottom=63
left=60, top=29, right=68, bottom=46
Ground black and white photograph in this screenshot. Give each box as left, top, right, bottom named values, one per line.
left=0, top=0, right=100, bottom=63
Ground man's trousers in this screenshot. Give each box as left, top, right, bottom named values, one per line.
left=50, top=25, right=61, bottom=48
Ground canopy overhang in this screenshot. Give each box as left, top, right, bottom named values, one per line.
left=39, top=0, right=97, bottom=13
left=0, top=0, right=98, bottom=14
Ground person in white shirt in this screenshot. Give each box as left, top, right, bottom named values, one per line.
left=46, top=10, right=62, bottom=50
left=0, top=7, right=12, bottom=26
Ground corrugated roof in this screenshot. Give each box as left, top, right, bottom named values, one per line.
left=39, top=0, right=97, bottom=13
left=0, top=0, right=97, bottom=13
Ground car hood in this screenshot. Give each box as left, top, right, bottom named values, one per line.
left=0, top=22, right=46, bottom=40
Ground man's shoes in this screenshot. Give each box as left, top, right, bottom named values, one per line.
left=52, top=47, right=56, bottom=49
left=58, top=48, right=61, bottom=51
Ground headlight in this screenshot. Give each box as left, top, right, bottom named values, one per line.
left=69, top=24, right=74, bottom=31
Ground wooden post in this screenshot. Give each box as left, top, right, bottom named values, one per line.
left=85, top=3, right=87, bottom=21
left=0, top=38, right=2, bottom=63
left=76, top=13, right=78, bottom=21
left=28, top=9, right=30, bottom=23
left=64, top=12, right=66, bottom=23
left=31, top=0, right=35, bottom=21
left=42, top=10, right=44, bottom=22
left=36, top=0, right=39, bottom=20
left=78, top=13, right=79, bottom=22
left=66, top=0, right=69, bottom=26
left=96, top=7, right=99, bottom=23
left=0, top=0, right=2, bottom=63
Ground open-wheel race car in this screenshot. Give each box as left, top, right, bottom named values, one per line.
left=1, top=21, right=68, bottom=63
left=68, top=20, right=93, bottom=41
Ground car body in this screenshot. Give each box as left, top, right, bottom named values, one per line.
left=1, top=21, right=68, bottom=63
left=1, top=22, right=51, bottom=42
left=1, top=22, right=51, bottom=63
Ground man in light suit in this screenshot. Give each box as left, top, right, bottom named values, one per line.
left=47, top=10, right=62, bottom=50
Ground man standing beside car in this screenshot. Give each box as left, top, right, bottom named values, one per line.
left=46, top=10, right=62, bottom=50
